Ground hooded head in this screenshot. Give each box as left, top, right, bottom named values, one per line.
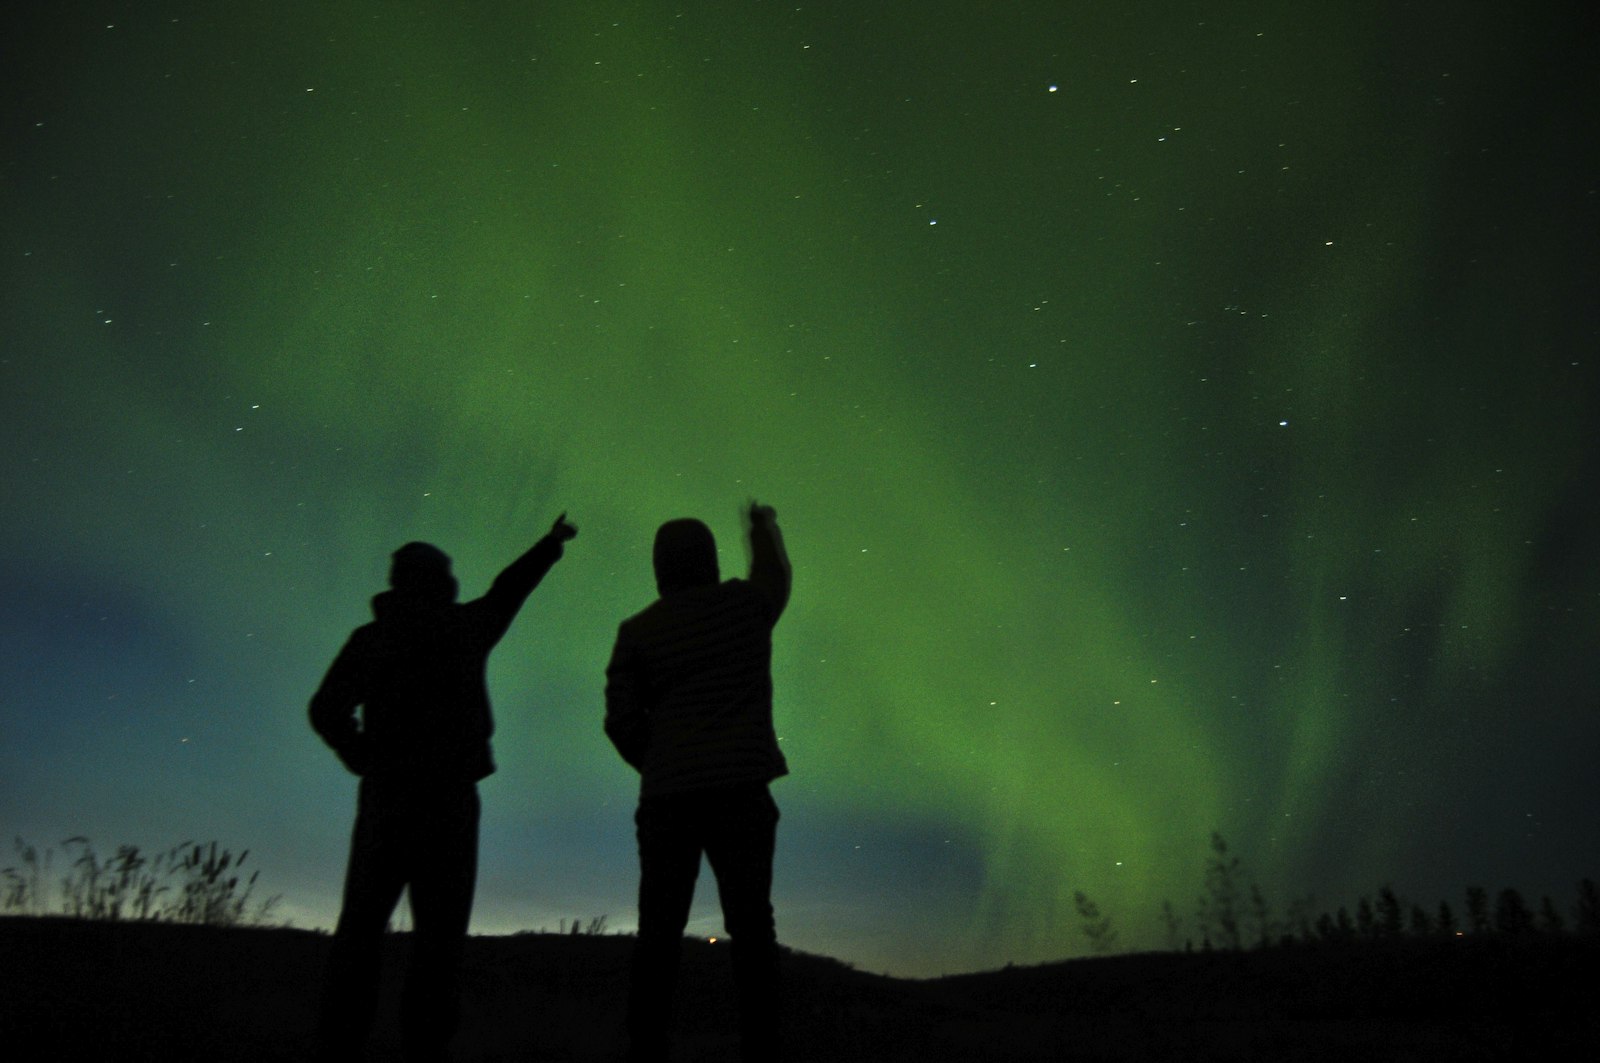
left=389, top=541, right=458, bottom=603
left=653, top=518, right=719, bottom=596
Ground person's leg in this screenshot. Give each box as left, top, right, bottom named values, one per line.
left=317, top=780, right=409, bottom=1061
left=704, top=785, right=781, bottom=1062
left=402, top=782, right=481, bottom=1063
left=627, top=795, right=703, bottom=1063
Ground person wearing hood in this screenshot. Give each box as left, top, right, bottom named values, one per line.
left=309, top=512, right=577, bottom=1062
left=604, top=501, right=791, bottom=1063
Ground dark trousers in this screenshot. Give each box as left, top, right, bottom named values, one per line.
left=627, top=782, right=781, bottom=1063
left=316, top=777, right=480, bottom=1063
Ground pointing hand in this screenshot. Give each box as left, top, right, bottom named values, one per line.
left=549, top=512, right=579, bottom=542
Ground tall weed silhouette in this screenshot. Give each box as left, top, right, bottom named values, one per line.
left=3, top=837, right=278, bottom=926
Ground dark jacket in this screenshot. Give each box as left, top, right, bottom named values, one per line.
left=310, top=534, right=566, bottom=783
left=604, top=515, right=790, bottom=798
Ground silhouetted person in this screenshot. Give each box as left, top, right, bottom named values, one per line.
left=309, top=513, right=577, bottom=1062
left=605, top=502, right=791, bottom=1063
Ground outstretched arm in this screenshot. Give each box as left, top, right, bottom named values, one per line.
left=744, top=500, right=791, bottom=619
left=480, top=512, right=578, bottom=639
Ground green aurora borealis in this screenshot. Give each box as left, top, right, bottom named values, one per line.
left=3, top=2, right=1596, bottom=975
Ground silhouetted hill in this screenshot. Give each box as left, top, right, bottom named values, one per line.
left=2, top=916, right=1595, bottom=1061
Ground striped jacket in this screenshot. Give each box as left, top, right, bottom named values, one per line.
left=604, top=523, right=790, bottom=798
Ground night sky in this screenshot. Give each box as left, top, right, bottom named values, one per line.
left=3, top=2, right=1596, bottom=977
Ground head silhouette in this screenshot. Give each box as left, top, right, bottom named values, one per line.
left=389, top=541, right=458, bottom=602
left=653, top=519, right=719, bottom=595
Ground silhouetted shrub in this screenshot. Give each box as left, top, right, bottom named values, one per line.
left=1246, top=883, right=1276, bottom=947
left=1465, top=886, right=1490, bottom=934
left=1575, top=878, right=1600, bottom=934
left=560, top=915, right=610, bottom=936
left=1, top=838, right=49, bottom=915
left=1494, top=888, right=1534, bottom=935
left=1144, top=833, right=1594, bottom=955
left=1073, top=891, right=1118, bottom=954
left=1376, top=887, right=1404, bottom=938
left=1356, top=896, right=1376, bottom=939
left=1159, top=899, right=1183, bottom=952
left=2, top=837, right=277, bottom=926
left=1196, top=832, right=1242, bottom=950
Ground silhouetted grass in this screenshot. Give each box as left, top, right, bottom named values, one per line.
left=8, top=831, right=1596, bottom=1059
left=2, top=915, right=1594, bottom=1061
left=3, top=836, right=279, bottom=927
left=1131, top=832, right=1600, bottom=954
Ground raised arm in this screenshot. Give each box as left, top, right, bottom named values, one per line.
left=744, top=501, right=791, bottom=619
left=479, top=512, right=578, bottom=640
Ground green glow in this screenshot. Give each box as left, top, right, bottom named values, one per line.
left=3, top=3, right=1594, bottom=976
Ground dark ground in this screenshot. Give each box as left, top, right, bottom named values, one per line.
left=2, top=916, right=1595, bottom=1061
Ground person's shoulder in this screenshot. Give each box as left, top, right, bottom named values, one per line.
left=335, top=618, right=381, bottom=659
left=616, top=583, right=735, bottom=632
left=455, top=593, right=495, bottom=622
left=698, top=580, right=766, bottom=613
left=723, top=577, right=779, bottom=615
left=617, top=597, right=666, bottom=632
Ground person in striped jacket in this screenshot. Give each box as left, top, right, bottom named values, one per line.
left=605, top=501, right=791, bottom=1063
